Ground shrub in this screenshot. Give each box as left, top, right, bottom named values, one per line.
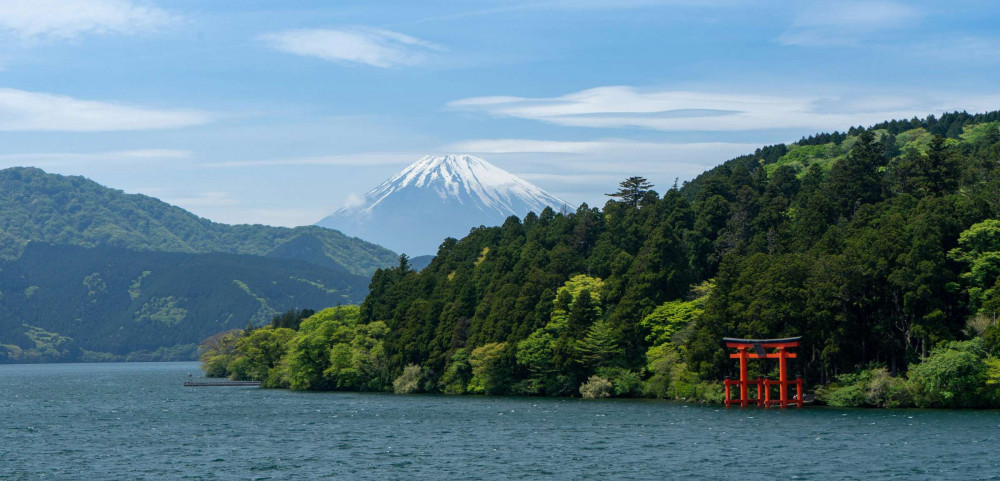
left=579, top=375, right=612, bottom=398
left=595, top=367, right=642, bottom=397
left=907, top=339, right=989, bottom=408
left=393, top=364, right=423, bottom=394
left=824, top=365, right=911, bottom=408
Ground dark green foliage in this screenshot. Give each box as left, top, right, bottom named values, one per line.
left=269, top=309, right=317, bottom=330
left=346, top=111, right=1000, bottom=399
left=0, top=167, right=397, bottom=277
left=206, top=111, right=1000, bottom=405
left=606, top=176, right=654, bottom=208
left=0, top=243, right=368, bottom=362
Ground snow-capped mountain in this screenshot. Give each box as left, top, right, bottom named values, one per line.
left=316, top=154, right=573, bottom=256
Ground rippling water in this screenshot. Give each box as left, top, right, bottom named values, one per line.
left=1, top=362, right=999, bottom=480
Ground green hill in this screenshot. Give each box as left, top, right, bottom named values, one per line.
left=206, top=111, right=1000, bottom=407
left=0, top=167, right=396, bottom=277
left=0, top=243, right=371, bottom=362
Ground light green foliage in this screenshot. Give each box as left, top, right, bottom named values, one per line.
left=198, top=329, right=243, bottom=378
left=515, top=330, right=556, bottom=374
left=128, top=271, right=151, bottom=300
left=439, top=348, right=472, bottom=394
left=764, top=143, right=842, bottom=177
left=393, top=364, right=423, bottom=393
left=576, top=319, right=623, bottom=368
left=642, top=282, right=712, bottom=399
left=907, top=339, right=991, bottom=408
left=514, top=275, right=607, bottom=395
left=825, top=340, right=996, bottom=408
left=986, top=357, right=1000, bottom=386
left=549, top=274, right=604, bottom=327
left=12, top=324, right=79, bottom=362
left=642, top=280, right=712, bottom=346
left=232, top=279, right=276, bottom=326
left=82, top=272, right=106, bottom=300
left=949, top=220, right=1000, bottom=316
left=281, top=306, right=391, bottom=391
left=468, top=342, right=509, bottom=394
left=960, top=122, right=1000, bottom=144
left=594, top=367, right=642, bottom=397
left=895, top=128, right=934, bottom=153
left=134, top=296, right=188, bottom=326
left=579, top=375, right=612, bottom=398
left=228, top=327, right=295, bottom=386
left=23, top=285, right=38, bottom=298
left=290, top=277, right=339, bottom=295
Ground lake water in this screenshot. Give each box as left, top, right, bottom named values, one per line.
left=1, top=362, right=999, bottom=480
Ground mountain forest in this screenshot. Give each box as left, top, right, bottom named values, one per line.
left=199, top=112, right=1000, bottom=405
left=0, top=167, right=397, bottom=362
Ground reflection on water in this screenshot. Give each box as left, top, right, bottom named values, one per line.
left=1, top=362, right=999, bottom=480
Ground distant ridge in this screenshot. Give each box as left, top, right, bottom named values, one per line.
left=0, top=167, right=397, bottom=276
left=316, top=154, right=573, bottom=255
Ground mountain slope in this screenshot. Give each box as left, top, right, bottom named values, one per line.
left=316, top=154, right=573, bottom=255
left=0, top=167, right=397, bottom=277
left=340, top=112, right=1000, bottom=400
left=0, top=243, right=371, bottom=362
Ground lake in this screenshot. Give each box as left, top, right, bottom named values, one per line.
left=1, top=362, right=998, bottom=480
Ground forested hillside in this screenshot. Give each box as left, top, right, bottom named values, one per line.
left=208, top=111, right=1000, bottom=406
left=0, top=243, right=370, bottom=363
left=0, top=167, right=397, bottom=277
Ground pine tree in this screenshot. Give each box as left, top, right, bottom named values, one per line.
left=606, top=176, right=654, bottom=208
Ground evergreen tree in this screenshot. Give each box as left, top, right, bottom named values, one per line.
left=606, top=176, right=654, bottom=208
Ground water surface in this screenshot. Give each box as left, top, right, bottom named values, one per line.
left=1, top=362, right=998, bottom=480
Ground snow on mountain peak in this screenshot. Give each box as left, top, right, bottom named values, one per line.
left=316, top=154, right=573, bottom=255
left=365, top=154, right=570, bottom=216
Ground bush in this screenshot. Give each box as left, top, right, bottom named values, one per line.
left=393, top=364, right=423, bottom=394
left=579, top=375, right=612, bottom=398
left=595, top=367, right=642, bottom=397
left=907, top=339, right=989, bottom=408
left=824, top=366, right=911, bottom=408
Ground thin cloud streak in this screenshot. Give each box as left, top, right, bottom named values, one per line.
left=0, top=88, right=213, bottom=131
left=260, top=27, right=443, bottom=68
left=778, top=0, right=923, bottom=47
left=449, top=86, right=1000, bottom=132
left=0, top=149, right=194, bottom=167
left=0, top=0, right=178, bottom=41
left=205, top=153, right=419, bottom=168
left=446, top=138, right=758, bottom=155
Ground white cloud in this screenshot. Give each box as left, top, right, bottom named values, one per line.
left=445, top=138, right=758, bottom=156
left=206, top=153, right=417, bottom=168
left=778, top=1, right=922, bottom=47
left=260, top=27, right=442, bottom=68
left=0, top=149, right=193, bottom=168
left=0, top=88, right=213, bottom=131
left=0, top=0, right=177, bottom=40
left=448, top=86, right=1000, bottom=132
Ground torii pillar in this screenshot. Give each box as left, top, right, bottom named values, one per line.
left=722, top=337, right=803, bottom=408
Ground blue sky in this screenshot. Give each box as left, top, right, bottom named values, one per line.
left=0, top=0, right=998, bottom=226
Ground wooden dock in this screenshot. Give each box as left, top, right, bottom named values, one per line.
left=183, top=380, right=261, bottom=387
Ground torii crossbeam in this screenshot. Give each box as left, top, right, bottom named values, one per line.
left=722, top=337, right=803, bottom=408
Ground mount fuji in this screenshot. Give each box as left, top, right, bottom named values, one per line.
left=316, top=154, right=573, bottom=256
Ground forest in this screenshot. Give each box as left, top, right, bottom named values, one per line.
left=0, top=243, right=369, bottom=363
left=202, top=111, right=1000, bottom=407
left=0, top=167, right=396, bottom=277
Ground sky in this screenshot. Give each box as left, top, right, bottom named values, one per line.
left=0, top=0, right=998, bottom=227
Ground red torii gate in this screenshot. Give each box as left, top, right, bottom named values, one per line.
left=723, top=337, right=803, bottom=408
